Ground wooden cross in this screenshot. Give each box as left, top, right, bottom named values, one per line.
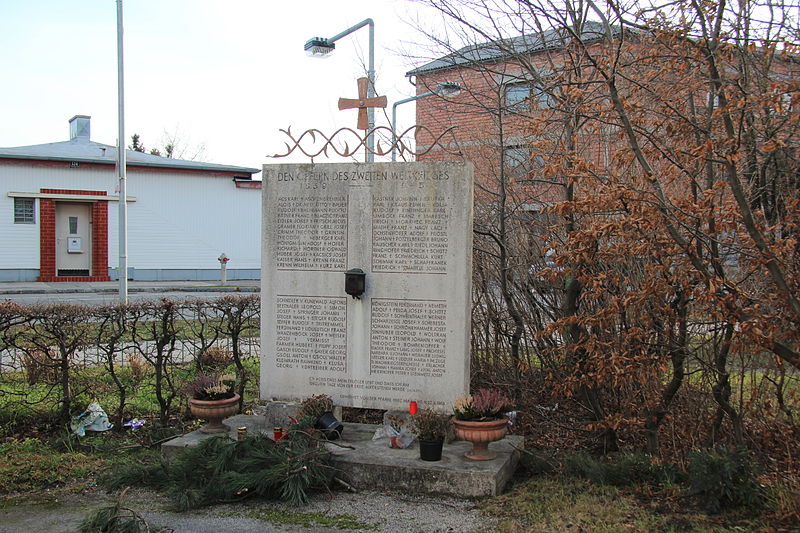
left=338, top=77, right=387, bottom=130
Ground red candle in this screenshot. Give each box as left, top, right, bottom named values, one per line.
left=409, top=401, right=418, bottom=415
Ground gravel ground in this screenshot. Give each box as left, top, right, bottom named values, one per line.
left=0, top=487, right=498, bottom=533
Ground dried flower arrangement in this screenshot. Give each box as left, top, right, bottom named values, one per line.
left=299, top=394, right=335, bottom=419
left=183, top=373, right=236, bottom=401
left=410, top=408, right=449, bottom=441
left=453, top=388, right=512, bottom=421
left=386, top=414, right=406, bottom=432
left=197, top=345, right=233, bottom=371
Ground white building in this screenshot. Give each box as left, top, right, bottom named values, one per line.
left=1, top=115, right=261, bottom=282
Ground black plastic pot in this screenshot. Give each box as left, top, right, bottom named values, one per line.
left=314, top=411, right=343, bottom=440
left=419, top=438, right=444, bottom=461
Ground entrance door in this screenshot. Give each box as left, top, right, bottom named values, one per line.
left=56, top=202, right=92, bottom=277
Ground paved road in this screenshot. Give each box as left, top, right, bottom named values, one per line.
left=0, top=486, right=492, bottom=533
left=1, top=290, right=245, bottom=305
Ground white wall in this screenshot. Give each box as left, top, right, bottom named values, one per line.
left=0, top=162, right=261, bottom=273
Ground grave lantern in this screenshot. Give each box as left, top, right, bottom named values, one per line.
left=344, top=268, right=366, bottom=299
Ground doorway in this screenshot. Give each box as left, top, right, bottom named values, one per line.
left=55, top=202, right=92, bottom=277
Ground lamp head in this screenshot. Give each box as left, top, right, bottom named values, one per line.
left=304, top=37, right=335, bottom=57
left=437, top=81, right=462, bottom=97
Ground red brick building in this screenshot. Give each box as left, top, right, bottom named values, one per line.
left=406, top=24, right=619, bottom=211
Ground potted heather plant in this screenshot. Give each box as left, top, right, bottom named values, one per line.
left=184, top=373, right=239, bottom=434
left=299, top=394, right=343, bottom=440
left=452, top=388, right=512, bottom=460
left=410, top=408, right=449, bottom=461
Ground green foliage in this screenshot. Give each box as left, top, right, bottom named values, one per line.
left=566, top=452, right=681, bottom=487
left=102, top=419, right=333, bottom=509
left=128, top=134, right=145, bottom=153
left=78, top=489, right=171, bottom=533
left=687, top=447, right=765, bottom=513
left=0, top=438, right=98, bottom=493
left=99, top=460, right=167, bottom=491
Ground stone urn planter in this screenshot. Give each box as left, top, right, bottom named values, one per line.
left=189, top=393, right=240, bottom=434
left=452, top=417, right=508, bottom=460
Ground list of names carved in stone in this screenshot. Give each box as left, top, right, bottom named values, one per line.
left=275, top=295, right=347, bottom=372
left=369, top=299, right=448, bottom=377
left=371, top=196, right=448, bottom=273
left=276, top=196, right=347, bottom=270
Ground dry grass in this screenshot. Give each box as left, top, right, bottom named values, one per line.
left=481, top=476, right=772, bottom=532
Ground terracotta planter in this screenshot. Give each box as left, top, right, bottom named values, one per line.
left=189, top=393, right=240, bottom=434
left=452, top=417, right=508, bottom=460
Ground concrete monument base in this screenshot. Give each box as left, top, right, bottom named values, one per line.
left=161, top=415, right=522, bottom=498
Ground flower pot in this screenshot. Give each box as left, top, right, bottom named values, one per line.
left=452, top=417, right=508, bottom=460
left=314, top=411, right=343, bottom=440
left=419, top=438, right=444, bottom=461
left=189, top=394, right=240, bottom=434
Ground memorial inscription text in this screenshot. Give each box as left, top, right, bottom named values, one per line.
left=275, top=295, right=347, bottom=373
left=372, top=196, right=448, bottom=273
left=370, top=299, right=448, bottom=378
left=276, top=196, right=347, bottom=271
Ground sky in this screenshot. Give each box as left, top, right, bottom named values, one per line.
left=0, top=0, right=447, bottom=171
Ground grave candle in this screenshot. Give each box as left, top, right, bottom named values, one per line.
left=409, top=401, right=418, bottom=415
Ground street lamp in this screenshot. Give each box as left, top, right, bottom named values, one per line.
left=391, top=81, right=461, bottom=161
left=304, top=18, right=376, bottom=162
left=116, top=0, right=128, bottom=304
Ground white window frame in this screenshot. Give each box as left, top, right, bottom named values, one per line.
left=14, top=197, right=36, bottom=224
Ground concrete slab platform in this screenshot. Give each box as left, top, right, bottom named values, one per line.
left=161, top=414, right=271, bottom=460
left=329, top=422, right=522, bottom=497
left=161, top=416, right=522, bottom=498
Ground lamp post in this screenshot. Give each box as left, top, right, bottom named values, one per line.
left=391, top=81, right=461, bottom=162
left=305, top=18, right=376, bottom=162
left=116, top=0, right=128, bottom=304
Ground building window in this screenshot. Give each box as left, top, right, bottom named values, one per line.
left=505, top=82, right=554, bottom=112
left=503, top=145, right=530, bottom=178
left=533, top=84, right=555, bottom=108
left=503, top=146, right=545, bottom=181
left=505, top=83, right=530, bottom=111
left=14, top=198, right=35, bottom=224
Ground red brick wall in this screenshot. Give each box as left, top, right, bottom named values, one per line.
left=37, top=199, right=56, bottom=281
left=412, top=47, right=609, bottom=206
left=91, top=201, right=109, bottom=279
left=37, top=189, right=110, bottom=282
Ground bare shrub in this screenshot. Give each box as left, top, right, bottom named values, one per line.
left=197, top=345, right=232, bottom=371
left=127, top=353, right=148, bottom=383
left=21, top=349, right=59, bottom=385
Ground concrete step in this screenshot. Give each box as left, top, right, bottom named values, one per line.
left=162, top=415, right=522, bottom=498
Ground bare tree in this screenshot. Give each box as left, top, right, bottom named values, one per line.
left=411, top=0, right=799, bottom=453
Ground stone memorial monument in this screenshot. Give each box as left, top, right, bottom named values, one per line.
left=261, top=161, right=473, bottom=410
